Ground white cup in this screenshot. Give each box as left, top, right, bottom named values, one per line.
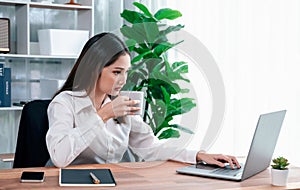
left=120, top=91, right=144, bottom=115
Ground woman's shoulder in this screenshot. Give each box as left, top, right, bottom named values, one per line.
left=51, top=90, right=87, bottom=104
left=52, top=90, right=72, bottom=101
left=50, top=90, right=92, bottom=113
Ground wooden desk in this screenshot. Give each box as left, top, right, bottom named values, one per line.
left=0, top=161, right=299, bottom=189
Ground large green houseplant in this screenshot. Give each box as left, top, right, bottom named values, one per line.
left=120, top=2, right=196, bottom=139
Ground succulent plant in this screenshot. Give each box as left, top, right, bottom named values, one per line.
left=271, top=156, right=289, bottom=170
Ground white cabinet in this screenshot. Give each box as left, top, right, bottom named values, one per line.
left=0, top=0, right=94, bottom=169
left=0, top=0, right=94, bottom=55
left=0, top=0, right=94, bottom=102
left=1, top=55, right=74, bottom=102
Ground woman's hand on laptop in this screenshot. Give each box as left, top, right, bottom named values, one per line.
left=196, top=152, right=241, bottom=169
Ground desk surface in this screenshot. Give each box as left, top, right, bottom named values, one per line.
left=0, top=161, right=299, bottom=190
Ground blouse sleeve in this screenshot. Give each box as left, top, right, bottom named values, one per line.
left=127, top=116, right=198, bottom=164
left=46, top=96, right=106, bottom=168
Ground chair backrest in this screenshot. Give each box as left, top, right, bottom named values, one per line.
left=13, top=100, right=51, bottom=168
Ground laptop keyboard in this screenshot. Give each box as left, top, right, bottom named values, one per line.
left=211, top=168, right=241, bottom=176
left=210, top=165, right=243, bottom=177
left=195, top=162, right=244, bottom=177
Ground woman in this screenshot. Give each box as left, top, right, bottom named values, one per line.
left=46, top=32, right=240, bottom=169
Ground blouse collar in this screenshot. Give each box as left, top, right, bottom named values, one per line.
left=64, top=90, right=112, bottom=113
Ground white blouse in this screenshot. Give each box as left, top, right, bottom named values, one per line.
left=46, top=91, right=197, bottom=168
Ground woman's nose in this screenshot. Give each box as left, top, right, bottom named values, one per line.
left=118, top=74, right=127, bottom=85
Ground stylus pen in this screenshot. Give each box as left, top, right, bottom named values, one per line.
left=89, top=172, right=100, bottom=184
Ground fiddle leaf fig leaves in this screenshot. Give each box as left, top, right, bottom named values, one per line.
left=120, top=2, right=196, bottom=139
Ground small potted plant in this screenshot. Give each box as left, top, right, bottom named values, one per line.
left=271, top=156, right=290, bottom=186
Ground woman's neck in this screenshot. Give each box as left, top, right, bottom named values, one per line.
left=90, top=92, right=106, bottom=110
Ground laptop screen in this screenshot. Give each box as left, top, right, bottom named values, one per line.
left=241, top=110, right=286, bottom=180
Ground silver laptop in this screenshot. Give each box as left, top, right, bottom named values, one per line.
left=176, top=110, right=286, bottom=181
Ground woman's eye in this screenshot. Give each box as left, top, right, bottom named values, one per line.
left=113, top=71, right=121, bottom=75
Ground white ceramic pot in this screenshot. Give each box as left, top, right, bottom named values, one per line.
left=271, top=168, right=289, bottom=186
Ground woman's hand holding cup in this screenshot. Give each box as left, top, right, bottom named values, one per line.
left=97, top=95, right=141, bottom=122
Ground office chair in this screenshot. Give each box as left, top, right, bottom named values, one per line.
left=13, top=100, right=51, bottom=168
left=13, top=99, right=140, bottom=167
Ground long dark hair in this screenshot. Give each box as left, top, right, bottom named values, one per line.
left=53, top=32, right=129, bottom=98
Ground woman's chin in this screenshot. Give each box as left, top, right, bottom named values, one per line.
left=109, top=91, right=119, bottom=96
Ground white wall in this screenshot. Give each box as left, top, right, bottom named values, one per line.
left=167, top=0, right=300, bottom=166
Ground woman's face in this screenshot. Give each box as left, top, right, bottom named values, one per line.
left=96, top=53, right=131, bottom=96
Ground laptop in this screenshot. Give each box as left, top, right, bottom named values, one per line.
left=176, top=110, right=286, bottom=181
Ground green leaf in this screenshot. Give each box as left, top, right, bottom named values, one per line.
left=128, top=68, right=147, bottom=81
left=132, top=23, right=147, bottom=40
left=169, top=124, right=194, bottom=134
left=146, top=111, right=156, bottom=132
left=154, top=117, right=173, bottom=134
left=150, top=100, right=167, bottom=129
left=153, top=42, right=175, bottom=56
left=161, top=86, right=170, bottom=105
left=120, top=25, right=145, bottom=44
left=153, top=40, right=183, bottom=57
left=147, top=78, right=180, bottom=98
left=172, top=61, right=185, bottom=69
left=152, top=61, right=164, bottom=73
left=143, top=58, right=162, bottom=73
left=165, top=60, right=190, bottom=82
left=133, top=2, right=153, bottom=18
left=158, top=128, right=180, bottom=139
left=167, top=72, right=189, bottom=83
left=181, top=88, right=190, bottom=93
left=159, top=24, right=184, bottom=37
left=176, top=65, right=188, bottom=74
left=142, top=17, right=157, bottom=23
left=120, top=10, right=144, bottom=24
left=172, top=61, right=188, bottom=73
left=164, top=57, right=172, bottom=74
left=133, top=47, right=150, bottom=55
left=131, top=50, right=152, bottom=63
left=125, top=39, right=136, bottom=51
left=122, top=81, right=137, bottom=91
left=154, top=8, right=182, bottom=20
left=143, top=22, right=160, bottom=44
left=167, top=98, right=196, bottom=117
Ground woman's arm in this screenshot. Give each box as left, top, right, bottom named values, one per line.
left=127, top=116, right=240, bottom=168
left=46, top=98, right=105, bottom=168
left=127, top=116, right=198, bottom=163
